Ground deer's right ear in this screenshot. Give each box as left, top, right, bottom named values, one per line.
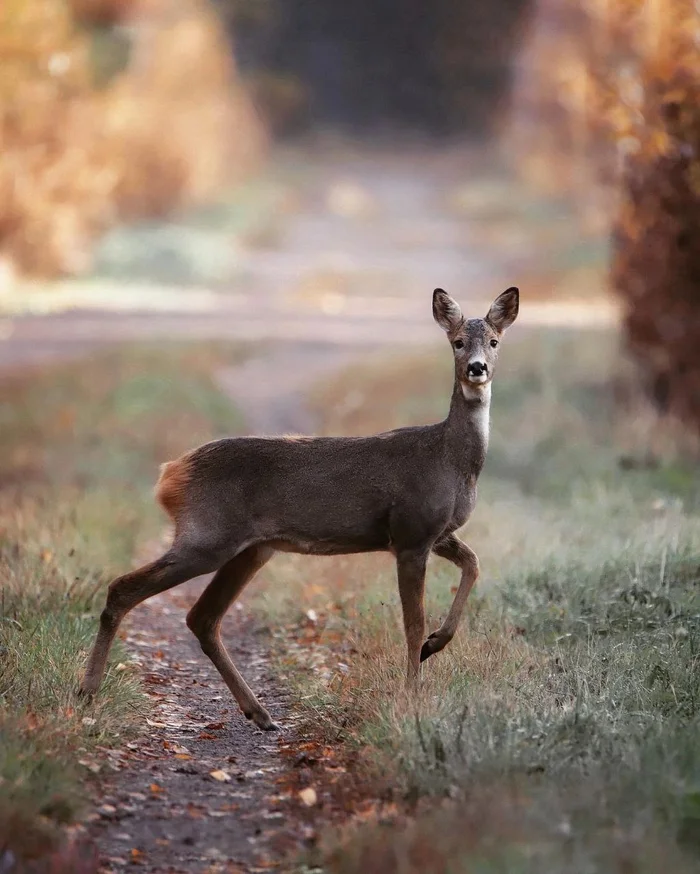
left=432, top=288, right=463, bottom=334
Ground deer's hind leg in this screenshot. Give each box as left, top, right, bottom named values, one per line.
left=80, top=541, right=222, bottom=696
left=186, top=545, right=276, bottom=731
left=421, top=533, right=479, bottom=662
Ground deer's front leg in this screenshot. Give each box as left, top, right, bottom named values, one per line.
left=396, top=548, right=429, bottom=684
left=421, top=534, right=479, bottom=662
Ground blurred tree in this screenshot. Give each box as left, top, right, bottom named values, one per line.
left=0, top=0, right=264, bottom=278
left=0, top=0, right=110, bottom=276
left=435, top=0, right=532, bottom=134
left=613, top=72, right=700, bottom=434
left=220, top=0, right=532, bottom=135
left=512, top=0, right=700, bottom=437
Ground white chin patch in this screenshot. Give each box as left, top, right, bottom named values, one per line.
left=467, top=373, right=488, bottom=385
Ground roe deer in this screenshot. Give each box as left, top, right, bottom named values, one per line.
left=80, top=287, right=519, bottom=731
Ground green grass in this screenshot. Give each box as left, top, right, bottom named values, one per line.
left=252, top=326, right=700, bottom=873
left=0, top=345, right=243, bottom=862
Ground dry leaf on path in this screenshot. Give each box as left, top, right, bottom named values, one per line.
left=164, top=741, right=190, bottom=755
left=210, top=769, right=231, bottom=782
left=298, top=787, right=317, bottom=807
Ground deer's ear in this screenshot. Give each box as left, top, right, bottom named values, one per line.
left=486, top=287, right=519, bottom=333
left=432, top=288, right=463, bottom=334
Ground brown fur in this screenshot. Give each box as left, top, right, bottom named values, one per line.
left=155, top=455, right=193, bottom=523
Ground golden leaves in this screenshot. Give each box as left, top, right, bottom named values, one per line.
left=513, top=0, right=700, bottom=209
left=0, top=0, right=265, bottom=278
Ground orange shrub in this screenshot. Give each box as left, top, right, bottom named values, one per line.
left=511, top=0, right=697, bottom=218
left=0, top=0, right=265, bottom=278
left=0, top=0, right=110, bottom=275
left=612, top=72, right=700, bottom=434
left=513, top=0, right=700, bottom=436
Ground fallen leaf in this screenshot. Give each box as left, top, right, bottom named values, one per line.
left=164, top=741, right=190, bottom=755
left=210, top=770, right=231, bottom=782
left=294, top=752, right=318, bottom=768
left=204, top=722, right=225, bottom=730
left=149, top=783, right=165, bottom=794
left=298, top=787, right=318, bottom=807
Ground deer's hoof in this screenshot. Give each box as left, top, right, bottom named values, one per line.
left=249, top=710, right=280, bottom=732
left=419, top=642, right=434, bottom=663
left=77, top=682, right=96, bottom=699
left=420, top=632, right=445, bottom=663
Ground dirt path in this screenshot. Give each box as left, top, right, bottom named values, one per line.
left=90, top=583, right=303, bottom=874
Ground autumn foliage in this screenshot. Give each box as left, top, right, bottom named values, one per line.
left=0, top=0, right=264, bottom=278
left=514, top=0, right=700, bottom=435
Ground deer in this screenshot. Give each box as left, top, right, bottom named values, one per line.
left=79, top=286, right=519, bottom=731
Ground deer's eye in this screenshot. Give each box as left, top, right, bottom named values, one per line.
left=490, top=339, right=499, bottom=348
left=453, top=340, right=464, bottom=350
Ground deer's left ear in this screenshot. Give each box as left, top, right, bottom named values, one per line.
left=486, top=287, right=519, bottom=333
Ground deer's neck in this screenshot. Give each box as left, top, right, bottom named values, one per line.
left=444, top=379, right=491, bottom=477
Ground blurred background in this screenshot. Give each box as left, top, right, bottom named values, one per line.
left=2, top=4, right=700, bottom=872
left=1, top=0, right=698, bottom=434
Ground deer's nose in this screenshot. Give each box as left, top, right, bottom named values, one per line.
left=467, top=360, right=487, bottom=377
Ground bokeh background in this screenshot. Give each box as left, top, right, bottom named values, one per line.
left=1, top=0, right=699, bottom=434
left=2, top=3, right=700, bottom=872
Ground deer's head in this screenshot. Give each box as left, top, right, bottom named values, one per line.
left=432, top=287, right=519, bottom=396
